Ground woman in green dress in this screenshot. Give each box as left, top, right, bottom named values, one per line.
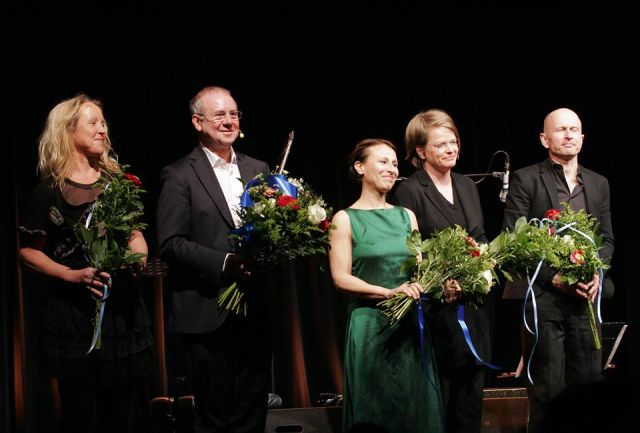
left=328, top=138, right=445, bottom=433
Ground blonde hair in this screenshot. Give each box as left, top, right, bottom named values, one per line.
left=37, top=94, right=120, bottom=187
left=404, top=109, right=460, bottom=168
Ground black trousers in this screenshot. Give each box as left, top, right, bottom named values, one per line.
left=523, top=289, right=602, bottom=433
left=438, top=363, right=485, bottom=433
left=428, top=303, right=489, bottom=433
left=183, top=317, right=272, bottom=433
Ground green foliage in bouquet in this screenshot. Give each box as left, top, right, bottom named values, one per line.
left=219, top=172, right=333, bottom=315
left=379, top=226, right=498, bottom=326
left=492, top=204, right=609, bottom=349
left=232, top=173, right=332, bottom=268
left=74, top=166, right=147, bottom=272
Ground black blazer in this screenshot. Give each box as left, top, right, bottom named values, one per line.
left=391, top=169, right=490, bottom=367
left=157, top=146, right=269, bottom=333
left=502, top=159, right=614, bottom=299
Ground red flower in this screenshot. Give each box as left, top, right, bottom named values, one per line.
left=470, top=249, right=480, bottom=257
left=466, top=236, right=478, bottom=247
left=264, top=187, right=276, bottom=198
left=276, top=195, right=300, bottom=210
left=545, top=208, right=561, bottom=220
left=570, top=249, right=585, bottom=265
left=318, top=218, right=330, bottom=232
left=123, top=173, right=142, bottom=187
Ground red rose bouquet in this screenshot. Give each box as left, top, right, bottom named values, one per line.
left=74, top=165, right=147, bottom=352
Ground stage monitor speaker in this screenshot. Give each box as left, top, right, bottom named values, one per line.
left=265, top=407, right=341, bottom=433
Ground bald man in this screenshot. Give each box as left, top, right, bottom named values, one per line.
left=502, top=108, right=614, bottom=433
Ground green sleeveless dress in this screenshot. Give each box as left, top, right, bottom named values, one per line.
left=342, top=207, right=445, bottom=433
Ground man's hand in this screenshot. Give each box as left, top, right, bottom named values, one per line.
left=223, top=253, right=252, bottom=282
left=552, top=273, right=600, bottom=301
left=577, top=273, right=600, bottom=302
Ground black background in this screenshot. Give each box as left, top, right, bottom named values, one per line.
left=3, top=0, right=638, bottom=430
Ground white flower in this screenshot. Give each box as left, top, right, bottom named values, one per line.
left=478, top=243, right=489, bottom=256
left=253, top=202, right=267, bottom=217
left=267, top=198, right=276, bottom=207
left=307, top=203, right=327, bottom=225
left=287, top=177, right=305, bottom=192
left=287, top=177, right=303, bottom=188
left=480, top=269, right=493, bottom=294
left=561, top=235, right=575, bottom=247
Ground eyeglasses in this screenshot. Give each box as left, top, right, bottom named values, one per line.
left=428, top=139, right=459, bottom=150
left=195, top=110, right=242, bottom=123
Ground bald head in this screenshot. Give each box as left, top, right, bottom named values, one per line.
left=540, top=108, right=584, bottom=163
left=543, top=108, right=582, bottom=134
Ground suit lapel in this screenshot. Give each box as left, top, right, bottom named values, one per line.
left=237, top=153, right=259, bottom=182
left=540, top=160, right=561, bottom=210
left=453, top=174, right=474, bottom=226
left=189, top=147, right=235, bottom=227
left=580, top=166, right=597, bottom=214
left=418, top=170, right=457, bottom=227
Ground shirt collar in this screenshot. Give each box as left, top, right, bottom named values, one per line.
left=201, top=145, right=238, bottom=168
left=550, top=159, right=583, bottom=183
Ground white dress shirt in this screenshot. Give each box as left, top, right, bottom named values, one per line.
left=201, top=145, right=244, bottom=228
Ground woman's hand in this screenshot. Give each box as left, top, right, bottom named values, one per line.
left=442, top=278, right=462, bottom=303
left=68, top=267, right=111, bottom=297
left=388, top=281, right=423, bottom=300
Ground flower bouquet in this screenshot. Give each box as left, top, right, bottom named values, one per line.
left=541, top=206, right=609, bottom=349
left=74, top=165, right=147, bottom=352
left=378, top=226, right=499, bottom=326
left=218, top=132, right=333, bottom=315
left=493, top=204, right=609, bottom=349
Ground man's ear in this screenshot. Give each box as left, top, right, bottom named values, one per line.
left=539, top=133, right=549, bottom=149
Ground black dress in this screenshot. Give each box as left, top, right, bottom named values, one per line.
left=19, top=178, right=155, bottom=386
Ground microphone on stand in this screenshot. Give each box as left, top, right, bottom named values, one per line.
left=498, top=159, right=510, bottom=203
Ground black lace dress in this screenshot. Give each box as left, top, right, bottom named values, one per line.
left=19, top=178, right=155, bottom=386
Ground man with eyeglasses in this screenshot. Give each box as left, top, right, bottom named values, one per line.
left=157, top=86, right=271, bottom=433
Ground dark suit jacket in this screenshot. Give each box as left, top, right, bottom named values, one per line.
left=157, top=146, right=269, bottom=333
left=391, top=169, right=490, bottom=367
left=502, top=158, right=614, bottom=299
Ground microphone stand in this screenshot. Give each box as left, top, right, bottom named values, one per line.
left=465, top=171, right=505, bottom=180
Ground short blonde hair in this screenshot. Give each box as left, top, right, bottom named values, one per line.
left=404, top=109, right=460, bottom=168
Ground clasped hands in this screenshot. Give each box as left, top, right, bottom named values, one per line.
left=551, top=273, right=600, bottom=302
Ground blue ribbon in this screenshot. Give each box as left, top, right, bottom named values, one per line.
left=87, top=280, right=111, bottom=354
left=417, top=294, right=428, bottom=373
left=523, top=260, right=544, bottom=385
left=81, top=202, right=112, bottom=354
left=239, top=174, right=298, bottom=208
left=456, top=305, right=500, bottom=369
